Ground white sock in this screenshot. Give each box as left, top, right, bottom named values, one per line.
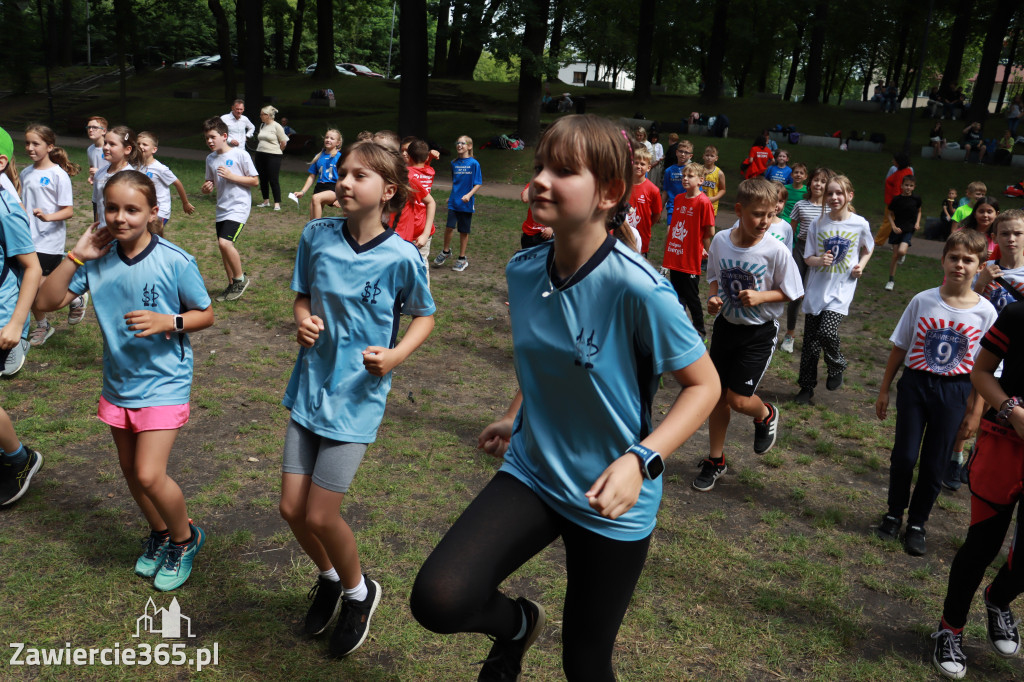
left=511, top=604, right=528, bottom=640
left=343, top=575, right=367, bottom=602
left=952, top=450, right=964, bottom=465
left=320, top=568, right=340, bottom=582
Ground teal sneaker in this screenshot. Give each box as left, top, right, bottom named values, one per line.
left=135, top=530, right=171, bottom=578
left=154, top=523, right=205, bottom=591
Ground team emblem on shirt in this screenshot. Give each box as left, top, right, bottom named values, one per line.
left=819, top=233, right=854, bottom=272
left=987, top=281, right=1024, bottom=313
left=224, top=160, right=234, bottom=167
left=142, top=284, right=160, bottom=308
left=362, top=279, right=382, bottom=305
left=670, top=223, right=688, bottom=244
left=719, top=262, right=765, bottom=321
left=574, top=328, right=599, bottom=369
left=40, top=177, right=51, bottom=186
left=909, top=319, right=981, bottom=375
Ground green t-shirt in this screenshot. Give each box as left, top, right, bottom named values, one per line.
left=782, top=184, right=808, bottom=224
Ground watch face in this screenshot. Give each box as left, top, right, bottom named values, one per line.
left=646, top=454, right=665, bottom=480
left=175, top=316, right=184, bottom=331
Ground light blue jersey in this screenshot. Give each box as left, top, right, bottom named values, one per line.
left=0, top=190, right=36, bottom=339
left=500, top=236, right=706, bottom=541
left=68, top=236, right=211, bottom=407
left=447, top=157, right=482, bottom=212
left=283, top=218, right=435, bottom=443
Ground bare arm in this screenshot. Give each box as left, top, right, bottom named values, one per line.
left=973, top=348, right=1024, bottom=439
left=0, top=252, right=41, bottom=350
left=172, top=179, right=195, bottom=214
left=415, top=193, right=436, bottom=248
left=362, top=314, right=435, bottom=377
left=32, top=206, right=74, bottom=223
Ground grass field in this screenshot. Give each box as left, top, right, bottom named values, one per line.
left=0, top=111, right=1021, bottom=680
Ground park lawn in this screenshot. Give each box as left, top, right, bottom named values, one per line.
left=0, top=146, right=1019, bottom=680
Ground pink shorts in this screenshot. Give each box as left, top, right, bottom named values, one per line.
left=97, top=396, right=190, bottom=432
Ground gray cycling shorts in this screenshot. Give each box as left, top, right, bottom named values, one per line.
left=281, top=418, right=367, bottom=493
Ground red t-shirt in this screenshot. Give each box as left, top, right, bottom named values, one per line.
left=630, top=178, right=663, bottom=253
left=884, top=167, right=913, bottom=206
left=744, top=146, right=774, bottom=179
left=395, top=173, right=430, bottom=242
left=662, top=192, right=715, bottom=274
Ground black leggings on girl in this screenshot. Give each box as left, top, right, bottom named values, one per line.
left=410, top=472, right=650, bottom=681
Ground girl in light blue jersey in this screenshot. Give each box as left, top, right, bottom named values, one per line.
left=411, top=115, right=720, bottom=681
left=38, top=171, right=214, bottom=592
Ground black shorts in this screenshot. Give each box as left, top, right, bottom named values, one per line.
left=314, top=182, right=336, bottom=194
left=888, top=229, right=914, bottom=245
left=38, top=253, right=63, bottom=276
left=446, top=210, right=473, bottom=234
left=708, top=315, right=778, bottom=397
left=215, top=220, right=245, bottom=242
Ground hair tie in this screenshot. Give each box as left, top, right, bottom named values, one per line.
left=619, top=129, right=633, bottom=155
left=609, top=202, right=630, bottom=227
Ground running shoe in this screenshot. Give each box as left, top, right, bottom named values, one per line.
left=452, top=257, right=469, bottom=272
left=329, top=576, right=381, bottom=658
left=135, top=530, right=171, bottom=578
left=985, top=586, right=1021, bottom=657
left=476, top=597, right=545, bottom=681
left=68, top=293, right=89, bottom=325
left=692, top=458, right=727, bottom=492
left=826, top=372, right=844, bottom=391
left=931, top=627, right=967, bottom=679
left=753, top=403, right=779, bottom=455
left=1, top=339, right=29, bottom=377
left=433, top=250, right=452, bottom=267
left=154, top=523, right=205, bottom=591
left=224, top=275, right=250, bottom=302
left=942, top=458, right=963, bottom=491
left=306, top=575, right=344, bottom=636
left=29, top=322, right=54, bottom=347
left=884, top=280, right=895, bottom=291
left=904, top=524, right=927, bottom=556
left=780, top=336, right=795, bottom=353
left=874, top=514, right=901, bottom=541
left=0, top=447, right=42, bottom=505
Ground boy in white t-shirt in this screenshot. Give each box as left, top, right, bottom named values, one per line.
left=874, top=230, right=997, bottom=557
left=201, top=117, right=259, bottom=302
left=138, top=132, right=194, bottom=227
left=695, top=178, right=804, bottom=492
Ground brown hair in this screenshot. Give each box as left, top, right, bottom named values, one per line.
left=682, top=163, right=707, bottom=180
left=24, top=124, right=81, bottom=176
left=772, top=181, right=788, bottom=202
left=202, top=117, right=229, bottom=136
left=87, top=115, right=108, bottom=129
left=373, top=130, right=400, bottom=150
left=736, top=177, right=778, bottom=207
left=791, top=162, right=808, bottom=174
left=138, top=130, right=159, bottom=146
left=407, top=139, right=430, bottom=164
left=106, top=126, right=142, bottom=169
left=943, top=227, right=987, bottom=260
left=2, top=160, right=20, bottom=195
left=994, top=209, right=1024, bottom=237
left=340, top=141, right=411, bottom=221
left=103, top=170, right=163, bottom=235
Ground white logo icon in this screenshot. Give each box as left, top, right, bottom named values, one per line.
left=744, top=379, right=754, bottom=385
left=134, top=597, right=195, bottom=639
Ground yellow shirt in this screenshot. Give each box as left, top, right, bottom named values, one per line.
left=701, top=165, right=722, bottom=214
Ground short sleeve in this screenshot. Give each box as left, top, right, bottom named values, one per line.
left=56, top=170, right=74, bottom=206
left=774, top=244, right=804, bottom=301
left=888, top=297, right=919, bottom=350
left=241, top=152, right=259, bottom=177
left=307, top=158, right=318, bottom=175
left=981, top=301, right=1024, bottom=359
left=177, top=258, right=212, bottom=311
left=0, top=202, right=34, bottom=257
left=472, top=160, right=483, bottom=185
left=157, top=165, right=178, bottom=186
left=398, top=246, right=436, bottom=317
left=290, top=224, right=313, bottom=295
left=276, top=124, right=289, bottom=145
left=638, top=280, right=706, bottom=374
left=69, top=262, right=89, bottom=296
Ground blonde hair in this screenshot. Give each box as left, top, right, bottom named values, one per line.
left=827, top=175, right=856, bottom=215
left=682, top=163, right=706, bottom=180
left=677, top=139, right=694, bottom=152
left=457, top=135, right=474, bottom=156
left=24, top=123, right=81, bottom=176
left=736, top=177, right=778, bottom=207
left=633, top=147, right=652, bottom=164
left=966, top=181, right=987, bottom=195
left=137, top=131, right=159, bottom=146
left=260, top=105, right=278, bottom=119
left=312, top=129, right=342, bottom=164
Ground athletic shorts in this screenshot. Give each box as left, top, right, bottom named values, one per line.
left=215, top=220, right=245, bottom=242
left=967, top=419, right=1024, bottom=507
left=888, top=229, right=914, bottom=245
left=708, top=315, right=778, bottom=397
left=314, top=182, right=336, bottom=195
left=38, top=253, right=63, bottom=276
left=98, top=396, right=190, bottom=432
left=446, top=210, right=473, bottom=234
left=281, top=418, right=368, bottom=493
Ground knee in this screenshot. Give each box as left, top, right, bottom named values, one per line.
left=409, top=567, right=475, bottom=634
left=217, top=238, right=232, bottom=251
left=134, top=467, right=165, bottom=492
left=725, top=392, right=749, bottom=412
left=279, top=498, right=305, bottom=526
left=303, top=508, right=335, bottom=536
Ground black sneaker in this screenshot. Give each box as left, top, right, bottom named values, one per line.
left=826, top=372, right=844, bottom=391
left=794, top=388, right=813, bottom=405
left=692, top=458, right=727, bottom=492
left=932, top=627, right=967, bottom=679
left=942, top=458, right=963, bottom=491
left=874, top=514, right=901, bottom=541
left=0, top=448, right=42, bottom=506
left=477, top=597, right=546, bottom=682
left=904, top=524, right=927, bottom=556
left=984, top=586, right=1021, bottom=657
left=305, top=576, right=344, bottom=636
left=329, top=576, right=381, bottom=658
left=753, top=402, right=779, bottom=455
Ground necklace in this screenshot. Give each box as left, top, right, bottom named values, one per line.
left=541, top=254, right=587, bottom=298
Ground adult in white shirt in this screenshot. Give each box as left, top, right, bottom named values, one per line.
left=220, top=99, right=256, bottom=148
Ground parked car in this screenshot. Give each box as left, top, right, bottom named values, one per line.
left=337, top=63, right=385, bottom=78
left=171, top=55, right=210, bottom=69
left=303, top=63, right=357, bottom=76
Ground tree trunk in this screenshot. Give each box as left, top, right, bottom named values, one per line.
left=236, top=0, right=247, bottom=68
left=447, top=0, right=464, bottom=71
left=547, top=0, right=566, bottom=80
left=287, top=0, right=306, bottom=71
left=821, top=53, right=834, bottom=104
left=516, top=0, right=549, bottom=146
left=452, top=0, right=503, bottom=80
left=399, top=0, right=430, bottom=138
left=244, top=0, right=264, bottom=106
left=783, top=20, right=805, bottom=102
left=114, top=0, right=129, bottom=120
left=701, top=0, right=729, bottom=102
left=861, top=50, right=875, bottom=100
left=940, top=0, right=972, bottom=93
left=209, top=0, right=237, bottom=102
left=273, top=4, right=286, bottom=69
left=314, top=0, right=335, bottom=78
left=997, top=19, right=1020, bottom=112
left=802, top=0, right=827, bottom=105
left=836, top=63, right=852, bottom=104
left=968, top=0, right=1016, bottom=122
left=633, top=0, right=655, bottom=99
left=735, top=51, right=753, bottom=98
left=432, top=0, right=451, bottom=77
left=59, top=0, right=73, bottom=66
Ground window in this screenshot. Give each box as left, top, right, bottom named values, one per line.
left=573, top=71, right=585, bottom=84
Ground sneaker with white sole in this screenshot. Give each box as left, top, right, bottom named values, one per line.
left=224, top=275, right=250, bottom=302
left=153, top=523, right=205, bottom=591
left=452, top=257, right=469, bottom=272
left=1, top=339, right=29, bottom=377
left=329, top=576, right=381, bottom=658
left=931, top=627, right=967, bottom=679
left=29, top=322, right=54, bottom=347
left=693, top=458, right=727, bottom=491
left=433, top=249, right=452, bottom=267
left=476, top=597, right=545, bottom=681
left=780, top=336, right=795, bottom=353
left=68, top=293, right=89, bottom=325
left=305, top=576, right=344, bottom=636
left=985, top=586, right=1021, bottom=657
left=135, top=530, right=171, bottom=578
left=884, top=280, right=895, bottom=291
left=753, top=402, right=779, bottom=455
left=0, top=447, right=42, bottom=505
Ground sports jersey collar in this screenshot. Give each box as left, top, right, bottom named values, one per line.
left=116, top=234, right=159, bottom=266
left=342, top=221, right=395, bottom=254
left=545, top=234, right=616, bottom=291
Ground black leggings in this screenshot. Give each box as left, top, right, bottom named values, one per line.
left=669, top=270, right=705, bottom=336
left=254, top=150, right=283, bottom=203
left=786, top=239, right=808, bottom=332
left=410, top=472, right=651, bottom=681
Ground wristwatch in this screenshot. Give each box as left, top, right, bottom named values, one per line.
left=626, top=443, right=665, bottom=481
left=173, top=315, right=185, bottom=333
left=997, top=396, right=1022, bottom=423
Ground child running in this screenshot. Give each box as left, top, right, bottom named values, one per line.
left=874, top=230, right=996, bottom=557
left=279, top=141, right=435, bottom=658
left=695, top=177, right=804, bottom=492
left=37, top=171, right=214, bottom=590
left=137, top=131, right=195, bottom=228
left=628, top=146, right=662, bottom=256
left=433, top=135, right=482, bottom=272
left=930, top=296, right=1024, bottom=679
left=0, top=126, right=43, bottom=505
left=293, top=129, right=343, bottom=220
left=410, top=114, right=719, bottom=681
left=201, top=117, right=259, bottom=302
left=884, top=174, right=922, bottom=291
left=795, top=175, right=874, bottom=404
left=20, top=124, right=79, bottom=346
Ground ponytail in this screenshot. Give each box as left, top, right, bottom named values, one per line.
left=49, top=147, right=81, bottom=176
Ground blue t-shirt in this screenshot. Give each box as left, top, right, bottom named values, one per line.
left=69, top=236, right=211, bottom=408
left=0, top=190, right=36, bottom=339
left=661, top=164, right=686, bottom=221
left=447, top=157, right=482, bottom=213
left=764, top=165, right=793, bottom=184
left=499, top=236, right=707, bottom=541
left=283, top=218, right=436, bottom=443
left=308, top=151, right=342, bottom=185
